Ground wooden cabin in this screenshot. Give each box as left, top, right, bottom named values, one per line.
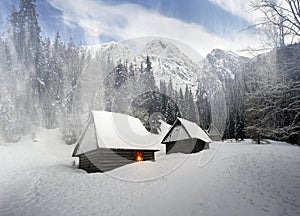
left=72, top=111, right=159, bottom=173
left=207, top=124, right=222, bottom=141
left=161, top=117, right=211, bottom=154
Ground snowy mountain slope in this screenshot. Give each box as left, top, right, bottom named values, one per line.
left=82, top=38, right=220, bottom=95
left=84, top=41, right=133, bottom=62
left=82, top=37, right=249, bottom=95
left=139, top=39, right=206, bottom=92
left=121, top=36, right=204, bottom=63
left=204, top=48, right=250, bottom=82
left=0, top=129, right=299, bottom=216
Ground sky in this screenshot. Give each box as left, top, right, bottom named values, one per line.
left=1, top=0, right=262, bottom=57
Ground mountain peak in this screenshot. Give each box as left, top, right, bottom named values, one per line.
left=142, top=39, right=182, bottom=58
left=122, top=36, right=204, bottom=63
left=205, top=48, right=249, bottom=81
left=209, top=48, right=240, bottom=59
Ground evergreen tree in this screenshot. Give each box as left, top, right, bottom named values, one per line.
left=181, top=84, right=190, bottom=119
left=196, top=83, right=211, bottom=129
left=188, top=88, right=197, bottom=122
left=167, top=78, right=174, bottom=98
left=159, top=80, right=167, bottom=94
left=61, top=37, right=84, bottom=144
left=39, top=37, right=52, bottom=127
left=128, top=62, right=135, bottom=77
left=50, top=32, right=64, bottom=126
left=139, top=56, right=156, bottom=92
left=7, top=0, right=42, bottom=138
left=17, top=0, right=41, bottom=61
left=114, top=62, right=127, bottom=89
left=176, top=87, right=184, bottom=114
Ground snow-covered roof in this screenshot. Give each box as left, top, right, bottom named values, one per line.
left=93, top=111, right=160, bottom=150
left=73, top=111, right=160, bottom=156
left=177, top=118, right=211, bottom=143
left=208, top=124, right=222, bottom=137
left=162, top=117, right=212, bottom=143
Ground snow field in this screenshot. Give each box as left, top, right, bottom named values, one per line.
left=0, top=129, right=299, bottom=216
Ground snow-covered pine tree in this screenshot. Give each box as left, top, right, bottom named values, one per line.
left=188, top=88, right=197, bottom=122
left=167, top=78, right=174, bottom=98
left=49, top=32, right=65, bottom=127
left=139, top=56, right=156, bottom=93
left=113, top=62, right=131, bottom=113
left=7, top=0, right=42, bottom=139
left=128, top=62, right=135, bottom=77
left=38, top=37, right=52, bottom=128
left=17, top=0, right=41, bottom=64
left=61, top=38, right=84, bottom=144
left=176, top=87, right=184, bottom=115
left=159, top=79, right=167, bottom=95
left=0, top=40, right=19, bottom=142
left=195, top=83, right=211, bottom=130
left=114, top=61, right=127, bottom=89
left=182, top=84, right=189, bottom=117
left=223, top=76, right=245, bottom=140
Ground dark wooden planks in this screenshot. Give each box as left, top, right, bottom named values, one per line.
left=78, top=148, right=157, bottom=173
left=164, top=138, right=209, bottom=154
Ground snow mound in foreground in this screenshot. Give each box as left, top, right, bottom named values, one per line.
left=0, top=128, right=74, bottom=176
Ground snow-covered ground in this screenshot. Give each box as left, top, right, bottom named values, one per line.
left=0, top=129, right=299, bottom=216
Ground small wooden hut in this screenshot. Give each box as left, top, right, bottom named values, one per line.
left=207, top=124, right=222, bottom=141
left=161, top=117, right=211, bottom=154
left=72, top=111, right=159, bottom=173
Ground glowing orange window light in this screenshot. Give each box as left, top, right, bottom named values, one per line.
left=136, top=151, right=143, bottom=162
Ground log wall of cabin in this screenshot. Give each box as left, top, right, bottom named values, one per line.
left=165, top=138, right=208, bottom=154
left=78, top=148, right=156, bottom=173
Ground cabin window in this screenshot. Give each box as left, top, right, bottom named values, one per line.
left=136, top=151, right=143, bottom=161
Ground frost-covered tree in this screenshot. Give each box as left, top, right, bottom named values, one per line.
left=38, top=37, right=52, bottom=127
left=61, top=38, right=84, bottom=144
left=9, top=0, right=41, bottom=63
left=0, top=0, right=90, bottom=143
left=195, top=83, right=211, bottom=130
left=139, top=56, right=156, bottom=93
left=0, top=94, right=19, bottom=142
left=114, top=62, right=128, bottom=89
left=180, top=84, right=197, bottom=122
left=113, top=63, right=131, bottom=113
left=250, top=0, right=300, bottom=49
left=159, top=79, right=167, bottom=94
left=210, top=86, right=227, bottom=138
left=167, top=78, right=174, bottom=98
left=48, top=32, right=65, bottom=126
left=245, top=44, right=300, bottom=144
left=0, top=40, right=20, bottom=141
left=2, top=0, right=43, bottom=140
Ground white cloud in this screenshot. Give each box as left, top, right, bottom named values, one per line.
left=208, top=0, right=259, bottom=23
left=208, top=0, right=292, bottom=25
left=208, top=0, right=300, bottom=47
left=46, top=0, right=262, bottom=57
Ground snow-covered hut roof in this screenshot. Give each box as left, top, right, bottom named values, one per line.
left=73, top=111, right=160, bottom=156
left=178, top=118, right=211, bottom=143
left=161, top=117, right=212, bottom=144
left=208, top=124, right=222, bottom=137
left=207, top=124, right=222, bottom=141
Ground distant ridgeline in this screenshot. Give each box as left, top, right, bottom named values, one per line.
left=0, top=0, right=299, bottom=145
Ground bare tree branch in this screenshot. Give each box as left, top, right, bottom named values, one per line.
left=249, top=0, right=300, bottom=48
